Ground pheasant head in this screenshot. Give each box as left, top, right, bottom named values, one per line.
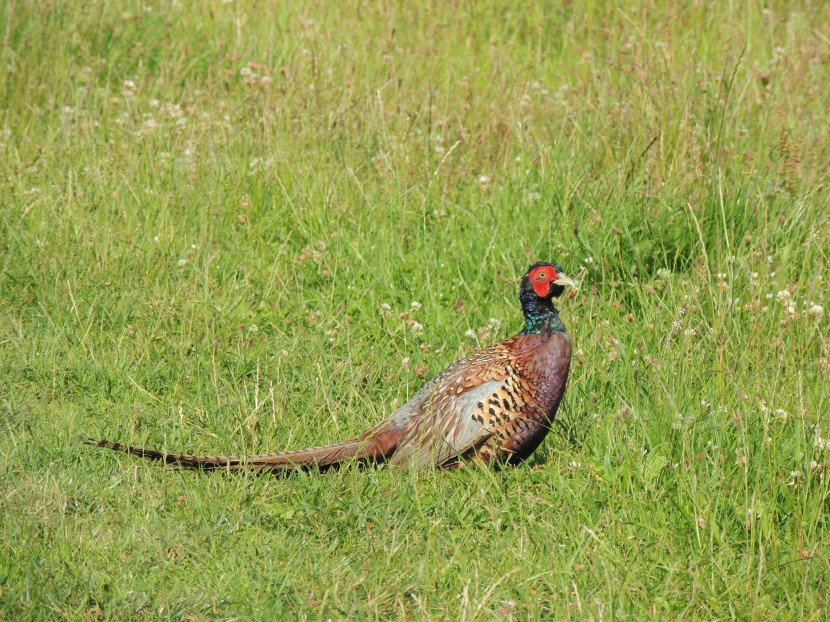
left=519, top=262, right=576, bottom=335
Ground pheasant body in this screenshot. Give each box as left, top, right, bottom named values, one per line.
left=86, top=262, right=576, bottom=471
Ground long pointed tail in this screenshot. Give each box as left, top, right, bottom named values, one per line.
left=83, top=436, right=384, bottom=471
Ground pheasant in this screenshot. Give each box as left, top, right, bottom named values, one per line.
left=86, top=262, right=576, bottom=470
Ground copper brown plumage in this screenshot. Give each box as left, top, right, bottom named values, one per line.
left=85, top=262, right=576, bottom=471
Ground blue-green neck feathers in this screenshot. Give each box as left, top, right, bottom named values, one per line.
left=519, top=292, right=565, bottom=335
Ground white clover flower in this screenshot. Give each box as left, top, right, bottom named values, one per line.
left=409, top=321, right=424, bottom=336
left=163, top=103, right=184, bottom=118
left=808, top=304, right=824, bottom=318
left=464, top=329, right=477, bottom=339
left=177, top=258, right=187, bottom=267
left=142, top=118, right=159, bottom=132
left=776, top=290, right=791, bottom=303
left=410, top=301, right=422, bottom=311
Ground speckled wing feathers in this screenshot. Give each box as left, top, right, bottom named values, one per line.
left=383, top=342, right=528, bottom=467
left=374, top=329, right=572, bottom=468
left=389, top=379, right=503, bottom=467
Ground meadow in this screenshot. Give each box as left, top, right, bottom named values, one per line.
left=1, top=1, right=829, bottom=619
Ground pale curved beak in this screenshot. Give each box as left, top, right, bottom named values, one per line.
left=554, top=273, right=578, bottom=289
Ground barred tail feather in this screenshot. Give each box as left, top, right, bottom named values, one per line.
left=83, top=437, right=380, bottom=471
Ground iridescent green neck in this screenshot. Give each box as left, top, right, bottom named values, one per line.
left=519, top=295, right=565, bottom=335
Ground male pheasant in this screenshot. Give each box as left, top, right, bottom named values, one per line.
left=86, top=262, right=576, bottom=470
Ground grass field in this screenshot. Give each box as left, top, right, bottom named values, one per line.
left=2, top=1, right=829, bottom=619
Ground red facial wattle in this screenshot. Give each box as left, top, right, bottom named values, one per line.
left=528, top=266, right=557, bottom=298
left=532, top=280, right=550, bottom=297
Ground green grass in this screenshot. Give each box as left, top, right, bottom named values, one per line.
left=1, top=0, right=829, bottom=619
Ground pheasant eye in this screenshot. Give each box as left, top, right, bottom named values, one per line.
left=536, top=271, right=547, bottom=280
